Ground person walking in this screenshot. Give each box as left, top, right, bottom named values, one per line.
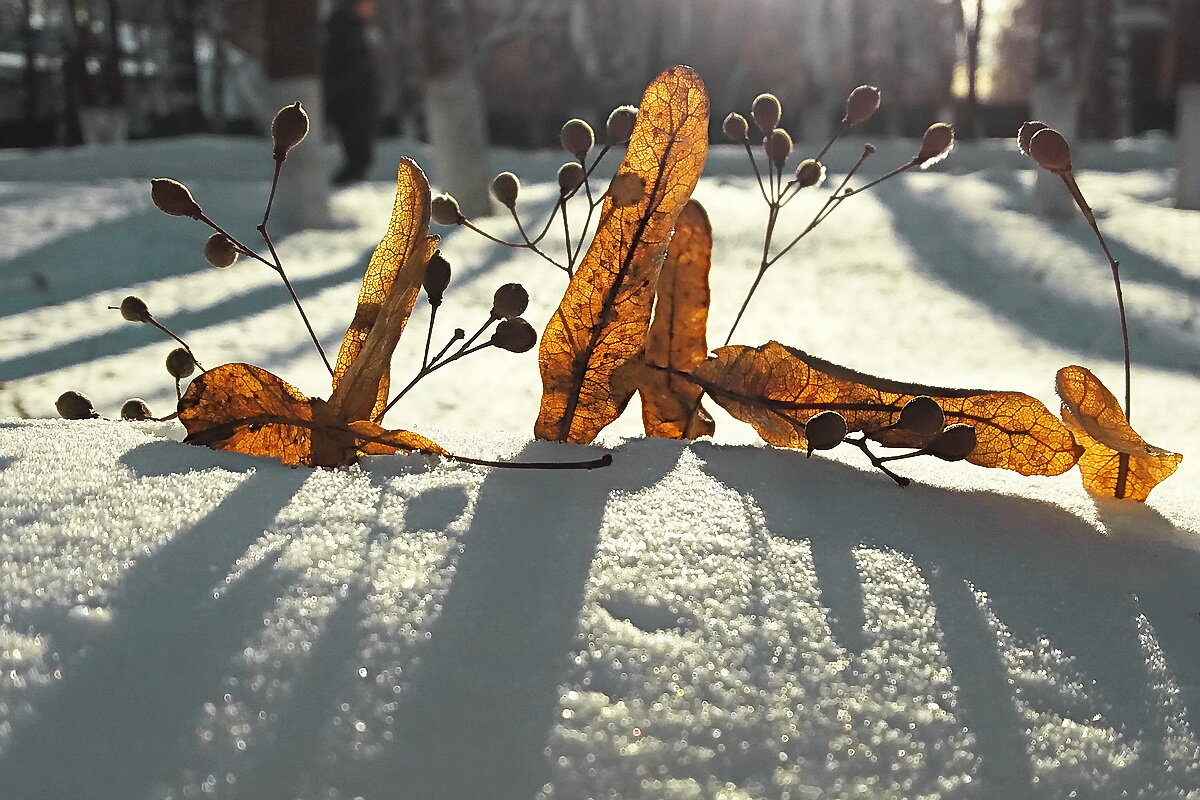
left=322, top=0, right=379, bottom=185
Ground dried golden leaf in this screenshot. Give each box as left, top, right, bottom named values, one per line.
left=691, top=342, right=1081, bottom=476
left=329, top=158, right=437, bottom=423
left=346, top=419, right=447, bottom=457
left=639, top=198, right=715, bottom=439
left=535, top=65, right=709, bottom=443
left=1056, top=365, right=1182, bottom=501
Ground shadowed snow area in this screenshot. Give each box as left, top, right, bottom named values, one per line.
left=2, top=136, right=1200, bottom=798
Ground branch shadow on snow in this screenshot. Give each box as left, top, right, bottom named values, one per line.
left=696, top=441, right=1200, bottom=796
left=0, top=453, right=305, bottom=800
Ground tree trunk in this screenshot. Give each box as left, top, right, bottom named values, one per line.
left=20, top=0, right=40, bottom=145
left=962, top=0, right=983, bottom=138
left=164, top=0, right=207, bottom=132
left=266, top=0, right=332, bottom=230
left=1031, top=0, right=1082, bottom=218
left=1173, top=0, right=1200, bottom=209
left=415, top=0, right=492, bottom=218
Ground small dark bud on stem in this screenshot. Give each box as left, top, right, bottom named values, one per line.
left=271, top=101, right=309, bottom=161
left=723, top=112, right=749, bottom=143
left=557, top=162, right=585, bottom=195
left=1017, top=120, right=1049, bottom=156
left=490, top=172, right=520, bottom=209
left=56, top=390, right=98, bottom=420
left=204, top=233, right=239, bottom=268
left=898, top=395, right=945, bottom=437
left=120, top=398, right=153, bottom=421
left=431, top=195, right=464, bottom=226
left=119, top=295, right=151, bottom=322
left=491, top=318, right=537, bottom=353
left=805, top=410, right=847, bottom=453
left=1028, top=128, right=1072, bottom=173
left=150, top=178, right=202, bottom=219
left=491, top=283, right=529, bottom=319
left=751, top=93, right=782, bottom=134
left=794, top=158, right=825, bottom=188
left=606, top=105, right=638, bottom=145
left=423, top=252, right=452, bottom=306
left=166, top=347, right=196, bottom=379
left=764, top=128, right=793, bottom=170
left=928, top=423, right=977, bottom=461
left=915, top=123, right=955, bottom=167
left=560, top=119, right=595, bottom=159
left=844, top=85, right=881, bottom=126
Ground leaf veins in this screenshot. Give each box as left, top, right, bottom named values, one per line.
left=535, top=65, right=710, bottom=443
left=1056, top=365, right=1181, bottom=501
left=639, top=198, right=715, bottom=439
left=690, top=342, right=1082, bottom=476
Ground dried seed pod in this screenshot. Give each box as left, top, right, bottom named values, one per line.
left=751, top=93, right=781, bottom=134
left=56, top=390, right=98, bottom=420
left=203, top=233, right=238, bottom=268
left=928, top=423, right=977, bottom=461
left=723, top=112, right=749, bottom=143
left=166, top=347, right=196, bottom=379
left=844, top=85, right=881, bottom=126
left=560, top=118, right=595, bottom=158
left=764, top=128, right=793, bottom=170
left=120, top=398, right=153, bottom=421
left=430, top=194, right=464, bottom=226
left=794, top=158, right=825, bottom=188
left=271, top=101, right=309, bottom=161
left=423, top=252, right=451, bottom=306
left=606, top=105, right=638, bottom=145
left=805, top=410, right=847, bottom=452
left=491, top=317, right=537, bottom=353
left=150, top=178, right=202, bottom=219
left=491, top=283, right=529, bottom=319
left=1028, top=128, right=1072, bottom=173
left=915, top=123, right=955, bottom=167
left=898, top=395, right=945, bottom=437
left=557, top=162, right=585, bottom=195
left=119, top=295, right=151, bottom=322
left=1017, top=120, right=1049, bottom=156
left=608, top=172, right=646, bottom=207
left=490, top=172, right=520, bottom=209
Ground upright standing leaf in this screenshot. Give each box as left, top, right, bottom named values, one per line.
left=329, top=158, right=437, bottom=423
left=1056, top=365, right=1182, bottom=500
left=691, top=342, right=1081, bottom=476
left=535, top=65, right=709, bottom=443
left=639, top=198, right=715, bottom=439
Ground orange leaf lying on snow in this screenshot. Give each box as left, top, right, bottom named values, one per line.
left=329, top=157, right=438, bottom=424
left=690, top=342, right=1081, bottom=476
left=536, top=65, right=709, bottom=443
left=638, top=198, right=715, bottom=439
left=1056, top=365, right=1181, bottom=501
left=179, top=363, right=445, bottom=468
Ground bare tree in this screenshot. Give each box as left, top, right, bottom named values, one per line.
left=1031, top=0, right=1084, bottom=218
left=1173, top=0, right=1200, bottom=209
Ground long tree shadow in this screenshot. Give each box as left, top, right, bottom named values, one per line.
left=0, top=457, right=306, bottom=800
left=696, top=442, right=1200, bottom=796
left=364, top=439, right=677, bottom=800
left=873, top=178, right=1200, bottom=375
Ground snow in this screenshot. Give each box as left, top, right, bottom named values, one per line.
left=1, top=134, right=1199, bottom=798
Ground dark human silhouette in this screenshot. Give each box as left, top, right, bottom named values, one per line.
left=322, top=0, right=379, bottom=185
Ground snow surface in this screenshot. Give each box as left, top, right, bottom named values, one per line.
left=1, top=134, right=1199, bottom=799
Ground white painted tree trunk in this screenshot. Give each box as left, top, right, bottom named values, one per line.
left=1176, top=83, right=1200, bottom=210
left=266, top=76, right=333, bottom=230
left=1031, top=80, right=1079, bottom=219
left=425, top=65, right=492, bottom=218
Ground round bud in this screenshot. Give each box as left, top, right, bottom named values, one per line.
left=1028, top=128, right=1072, bottom=173
left=271, top=101, right=309, bottom=161
left=120, top=398, right=153, bottom=421
left=119, top=295, right=150, bottom=322
left=166, top=347, right=196, bottom=379
left=56, top=390, right=97, bottom=420
left=1017, top=120, right=1049, bottom=156
left=423, top=252, right=451, bottom=306
left=491, top=283, right=529, bottom=319
left=557, top=162, right=585, bottom=195
left=764, top=128, right=793, bottom=170
left=898, top=395, right=944, bottom=437
left=794, top=158, right=825, bottom=188
left=723, top=112, right=749, bottom=143
left=915, top=123, right=955, bottom=167
left=844, top=85, right=881, bottom=126
left=805, top=410, right=847, bottom=452
left=606, top=105, right=638, bottom=145
left=928, top=423, right=977, bottom=462
left=490, top=171, right=520, bottom=209
left=751, top=93, right=782, bottom=134
left=203, top=233, right=238, bottom=268
left=430, top=194, right=463, bottom=226
left=150, top=178, right=202, bottom=218
left=608, top=172, right=646, bottom=207
left=560, top=118, right=595, bottom=158
left=491, top=317, right=537, bottom=353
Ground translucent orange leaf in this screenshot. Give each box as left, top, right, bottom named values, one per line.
left=329, top=158, right=437, bottom=423
left=346, top=420, right=447, bottom=457
left=535, top=65, right=709, bottom=443
left=1056, top=365, right=1182, bottom=501
left=639, top=198, right=715, bottom=439
left=691, top=342, right=1081, bottom=476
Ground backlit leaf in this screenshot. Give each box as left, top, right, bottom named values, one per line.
left=1056, top=365, right=1182, bottom=501
left=535, top=65, right=709, bottom=443
left=690, top=342, right=1081, bottom=476
left=329, top=158, right=437, bottom=423
left=639, top=198, right=715, bottom=439
left=346, top=419, right=447, bottom=457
